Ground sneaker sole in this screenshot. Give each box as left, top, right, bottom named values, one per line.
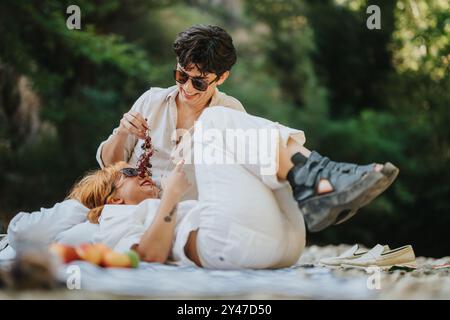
left=300, top=162, right=399, bottom=232
left=340, top=262, right=416, bottom=270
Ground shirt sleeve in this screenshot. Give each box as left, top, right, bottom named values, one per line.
left=113, top=224, right=146, bottom=253
left=7, top=200, right=89, bottom=250
left=95, top=88, right=154, bottom=168
left=55, top=221, right=99, bottom=246
left=230, top=98, right=246, bottom=113
left=217, top=93, right=247, bottom=113
left=99, top=199, right=159, bottom=253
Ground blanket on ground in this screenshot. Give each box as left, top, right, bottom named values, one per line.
left=0, top=236, right=372, bottom=299
left=54, top=260, right=372, bottom=299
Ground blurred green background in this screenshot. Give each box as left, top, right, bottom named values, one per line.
left=0, top=0, right=448, bottom=257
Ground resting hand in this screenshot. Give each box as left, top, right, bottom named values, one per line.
left=161, top=160, right=191, bottom=203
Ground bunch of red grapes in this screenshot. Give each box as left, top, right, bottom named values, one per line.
left=136, top=129, right=155, bottom=179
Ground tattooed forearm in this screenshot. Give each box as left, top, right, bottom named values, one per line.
left=164, top=206, right=177, bottom=223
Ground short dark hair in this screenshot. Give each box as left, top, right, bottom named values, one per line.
left=173, top=25, right=237, bottom=77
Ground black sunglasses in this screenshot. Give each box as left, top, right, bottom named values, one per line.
left=122, top=166, right=154, bottom=179
left=173, top=69, right=219, bottom=91
left=120, top=167, right=140, bottom=177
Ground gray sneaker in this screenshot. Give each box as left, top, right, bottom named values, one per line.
left=287, top=151, right=399, bottom=232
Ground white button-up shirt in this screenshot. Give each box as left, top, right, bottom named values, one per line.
left=94, top=199, right=201, bottom=266
left=96, top=85, right=245, bottom=200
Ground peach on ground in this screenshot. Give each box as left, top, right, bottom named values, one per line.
left=49, top=243, right=80, bottom=263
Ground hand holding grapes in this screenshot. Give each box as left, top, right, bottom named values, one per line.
left=118, top=111, right=148, bottom=140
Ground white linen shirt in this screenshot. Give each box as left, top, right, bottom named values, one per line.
left=93, top=199, right=201, bottom=266
left=95, top=85, right=246, bottom=200
left=7, top=200, right=98, bottom=250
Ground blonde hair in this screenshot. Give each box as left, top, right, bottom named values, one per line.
left=66, top=161, right=127, bottom=224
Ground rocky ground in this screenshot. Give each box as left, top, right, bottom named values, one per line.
left=0, top=244, right=449, bottom=299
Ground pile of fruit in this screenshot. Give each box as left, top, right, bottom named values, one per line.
left=49, top=243, right=139, bottom=268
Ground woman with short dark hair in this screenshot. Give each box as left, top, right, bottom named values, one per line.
left=98, top=24, right=245, bottom=202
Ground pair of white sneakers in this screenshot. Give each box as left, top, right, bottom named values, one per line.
left=319, top=244, right=417, bottom=270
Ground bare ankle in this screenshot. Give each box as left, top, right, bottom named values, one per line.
left=286, top=138, right=311, bottom=159
left=277, top=139, right=312, bottom=180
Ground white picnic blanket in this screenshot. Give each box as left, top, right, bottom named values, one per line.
left=54, top=260, right=374, bottom=299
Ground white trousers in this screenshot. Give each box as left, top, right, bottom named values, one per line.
left=190, top=107, right=307, bottom=269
